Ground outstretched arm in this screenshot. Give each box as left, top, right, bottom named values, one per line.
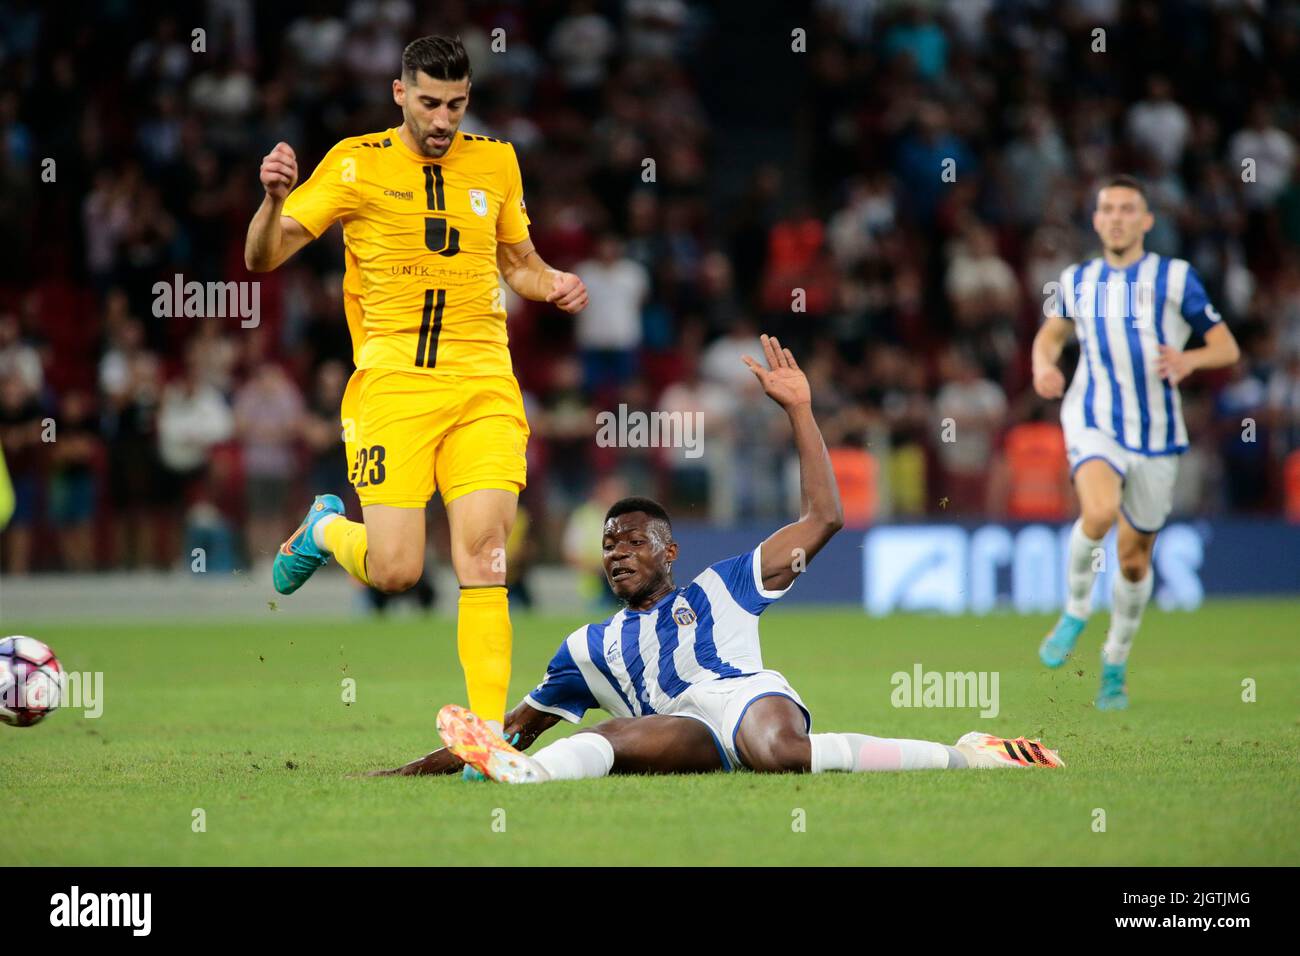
left=497, top=238, right=588, bottom=313
left=743, top=334, right=845, bottom=593
left=369, top=700, right=562, bottom=776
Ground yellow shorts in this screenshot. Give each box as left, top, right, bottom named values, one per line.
left=340, top=368, right=529, bottom=509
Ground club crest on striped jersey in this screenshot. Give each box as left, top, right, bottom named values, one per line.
left=673, top=605, right=696, bottom=626
left=469, top=189, right=488, bottom=216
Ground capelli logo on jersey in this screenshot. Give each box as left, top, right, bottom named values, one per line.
left=384, top=189, right=414, bottom=200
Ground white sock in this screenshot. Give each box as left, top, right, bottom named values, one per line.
left=1065, top=518, right=1105, bottom=619
left=312, top=513, right=340, bottom=550
left=809, top=733, right=960, bottom=771
left=1102, top=570, right=1153, bottom=665
left=530, top=733, right=615, bottom=781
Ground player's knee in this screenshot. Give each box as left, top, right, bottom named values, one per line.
left=743, top=730, right=810, bottom=774
left=368, top=551, right=423, bottom=593
left=1080, top=503, right=1118, bottom=538
left=456, top=530, right=508, bottom=584
left=1118, top=555, right=1150, bottom=582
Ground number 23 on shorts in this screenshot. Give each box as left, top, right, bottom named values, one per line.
left=350, top=445, right=387, bottom=487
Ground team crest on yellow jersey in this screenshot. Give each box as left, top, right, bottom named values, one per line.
left=469, top=189, right=488, bottom=216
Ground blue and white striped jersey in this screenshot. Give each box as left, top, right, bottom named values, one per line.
left=1058, top=253, right=1223, bottom=455
left=525, top=546, right=791, bottom=722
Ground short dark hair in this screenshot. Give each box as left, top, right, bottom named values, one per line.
left=604, top=496, right=673, bottom=533
left=402, top=35, right=471, bottom=82
left=1099, top=173, right=1148, bottom=204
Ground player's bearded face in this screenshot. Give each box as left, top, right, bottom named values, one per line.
left=397, top=73, right=470, bottom=158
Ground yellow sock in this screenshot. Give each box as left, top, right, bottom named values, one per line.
left=457, top=585, right=512, bottom=725
left=320, top=516, right=371, bottom=586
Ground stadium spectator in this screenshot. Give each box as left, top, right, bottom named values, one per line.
left=233, top=361, right=304, bottom=565
left=573, top=234, right=650, bottom=399
left=1000, top=105, right=1071, bottom=228
left=301, top=359, right=351, bottom=503
left=988, top=404, right=1070, bottom=521
left=101, top=328, right=163, bottom=569
left=1125, top=75, right=1190, bottom=173
left=126, top=16, right=192, bottom=89
left=656, top=349, right=734, bottom=513
left=536, top=355, right=597, bottom=512
left=157, top=347, right=234, bottom=567
left=0, top=310, right=43, bottom=397
left=47, top=390, right=102, bottom=571
left=549, top=0, right=617, bottom=94
left=1215, top=358, right=1272, bottom=513
left=1227, top=103, right=1297, bottom=210
left=944, top=218, right=1020, bottom=382
left=933, top=347, right=1007, bottom=515
left=700, top=317, right=763, bottom=392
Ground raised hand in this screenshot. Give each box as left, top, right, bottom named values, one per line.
left=742, top=333, right=811, bottom=410
left=260, top=142, right=299, bottom=201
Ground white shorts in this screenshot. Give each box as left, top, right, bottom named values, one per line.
left=667, top=670, right=811, bottom=771
left=1063, top=424, right=1179, bottom=532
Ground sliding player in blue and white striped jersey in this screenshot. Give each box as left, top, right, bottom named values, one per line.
left=375, top=335, right=1064, bottom=781
left=1033, top=175, right=1240, bottom=708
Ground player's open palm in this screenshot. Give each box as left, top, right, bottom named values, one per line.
left=260, top=142, right=299, bottom=200
left=743, top=334, right=811, bottom=409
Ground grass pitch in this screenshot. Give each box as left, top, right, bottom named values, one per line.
left=4, top=598, right=1298, bottom=866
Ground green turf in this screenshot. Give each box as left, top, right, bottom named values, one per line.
left=3, top=599, right=1298, bottom=865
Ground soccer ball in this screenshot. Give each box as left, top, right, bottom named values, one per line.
left=0, top=635, right=63, bottom=727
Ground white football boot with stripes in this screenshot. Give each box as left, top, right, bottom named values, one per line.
left=955, top=732, right=1065, bottom=768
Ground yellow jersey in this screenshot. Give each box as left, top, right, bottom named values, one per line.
left=283, top=127, right=531, bottom=377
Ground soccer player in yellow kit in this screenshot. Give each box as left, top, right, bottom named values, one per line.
left=244, top=36, right=587, bottom=731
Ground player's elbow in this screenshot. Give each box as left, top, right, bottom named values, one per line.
left=1223, top=337, right=1241, bottom=366
left=244, top=251, right=274, bottom=273
left=806, top=509, right=844, bottom=538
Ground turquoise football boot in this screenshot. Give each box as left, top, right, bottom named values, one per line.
left=1095, top=656, right=1129, bottom=710
left=1039, top=613, right=1086, bottom=668
left=272, top=494, right=345, bottom=595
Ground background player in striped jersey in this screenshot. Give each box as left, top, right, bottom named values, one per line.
left=244, top=36, right=587, bottom=735
left=375, top=335, right=1064, bottom=780
left=1033, top=175, right=1240, bottom=709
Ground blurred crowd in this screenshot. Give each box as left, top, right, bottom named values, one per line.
left=2, top=0, right=1300, bottom=576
